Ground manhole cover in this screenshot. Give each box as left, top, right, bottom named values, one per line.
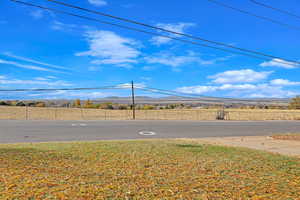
left=138, top=131, right=156, bottom=136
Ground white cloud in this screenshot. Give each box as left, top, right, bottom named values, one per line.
left=0, top=59, right=61, bottom=73
left=177, top=85, right=218, bottom=94
left=88, top=0, right=107, bottom=7
left=30, top=10, right=44, bottom=19
left=0, top=76, right=72, bottom=87
left=117, top=83, right=146, bottom=89
left=21, top=90, right=112, bottom=100
left=76, top=30, right=141, bottom=68
left=177, top=83, right=297, bottom=98
left=88, top=66, right=102, bottom=71
left=260, top=59, right=299, bottom=69
left=145, top=51, right=214, bottom=70
left=140, top=77, right=152, bottom=81
left=177, top=69, right=299, bottom=98
left=209, top=69, right=272, bottom=84
left=142, top=66, right=156, bottom=71
left=270, top=79, right=300, bottom=86
left=3, top=52, right=69, bottom=71
left=34, top=77, right=50, bottom=81
left=51, top=21, right=78, bottom=32
left=151, top=23, right=195, bottom=45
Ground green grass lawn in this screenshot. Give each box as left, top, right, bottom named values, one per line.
left=0, top=140, right=299, bottom=199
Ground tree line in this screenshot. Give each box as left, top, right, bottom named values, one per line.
left=0, top=96, right=300, bottom=110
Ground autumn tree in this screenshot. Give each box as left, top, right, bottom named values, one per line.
left=83, top=99, right=93, bottom=108
left=73, top=99, right=81, bottom=108
left=289, top=96, right=300, bottom=109
left=35, top=102, right=46, bottom=107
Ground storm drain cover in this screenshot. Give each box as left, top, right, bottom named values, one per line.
left=138, top=131, right=157, bottom=136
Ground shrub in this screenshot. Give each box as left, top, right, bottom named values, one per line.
left=16, top=101, right=26, bottom=107
left=0, top=101, right=9, bottom=106
left=289, top=96, right=300, bottom=109
left=35, top=102, right=46, bottom=107
left=73, top=99, right=81, bottom=108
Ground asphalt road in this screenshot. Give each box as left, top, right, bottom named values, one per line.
left=0, top=120, right=300, bottom=143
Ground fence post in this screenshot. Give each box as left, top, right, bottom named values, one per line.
left=25, top=106, right=28, bottom=120
left=80, top=108, right=84, bottom=120
left=54, top=107, right=57, bottom=120
left=131, top=81, right=136, bottom=120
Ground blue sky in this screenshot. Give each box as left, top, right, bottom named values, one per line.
left=0, top=0, right=300, bottom=99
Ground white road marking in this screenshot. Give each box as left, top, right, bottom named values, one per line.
left=71, top=123, right=87, bottom=127
left=139, top=131, right=157, bottom=136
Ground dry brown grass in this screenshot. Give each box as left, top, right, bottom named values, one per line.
left=1, top=106, right=300, bottom=120
left=1, top=140, right=300, bottom=199
left=272, top=133, right=300, bottom=141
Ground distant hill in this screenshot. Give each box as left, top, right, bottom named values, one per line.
left=19, top=95, right=290, bottom=107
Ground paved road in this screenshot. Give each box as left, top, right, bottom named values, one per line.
left=0, top=120, right=300, bottom=143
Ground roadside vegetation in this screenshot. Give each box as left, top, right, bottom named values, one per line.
left=289, top=96, right=300, bottom=109
left=2, top=97, right=300, bottom=110
left=272, top=133, right=300, bottom=141
left=0, top=140, right=299, bottom=199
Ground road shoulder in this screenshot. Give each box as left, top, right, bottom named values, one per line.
left=177, top=136, right=300, bottom=157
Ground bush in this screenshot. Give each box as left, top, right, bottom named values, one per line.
left=73, top=99, right=81, bottom=108
left=118, top=105, right=129, bottom=110
left=16, top=101, right=26, bottom=107
left=141, top=105, right=155, bottom=110
left=99, top=102, right=114, bottom=110
left=35, top=102, right=46, bottom=107
left=0, top=101, right=9, bottom=106
left=289, top=96, right=300, bottom=109
left=83, top=99, right=93, bottom=108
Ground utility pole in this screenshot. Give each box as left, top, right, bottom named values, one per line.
left=131, top=81, right=136, bottom=120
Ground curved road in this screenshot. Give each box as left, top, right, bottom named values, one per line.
left=0, top=120, right=300, bottom=143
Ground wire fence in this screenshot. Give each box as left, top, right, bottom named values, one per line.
left=1, top=106, right=300, bottom=121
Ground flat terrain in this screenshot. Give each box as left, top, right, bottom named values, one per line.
left=0, top=140, right=299, bottom=199
left=180, top=136, right=300, bottom=157
left=1, top=120, right=300, bottom=143
left=2, top=106, right=300, bottom=121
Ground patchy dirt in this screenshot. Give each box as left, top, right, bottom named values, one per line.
left=178, top=136, right=300, bottom=157
left=272, top=134, right=300, bottom=141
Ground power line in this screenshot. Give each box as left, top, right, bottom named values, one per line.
left=136, top=87, right=280, bottom=104
left=10, top=0, right=300, bottom=67
left=139, top=87, right=262, bottom=103
left=250, top=0, right=300, bottom=20
left=206, top=0, right=300, bottom=31
left=10, top=0, right=274, bottom=63
left=0, top=85, right=125, bottom=92
left=0, top=84, right=291, bottom=104
left=43, top=0, right=300, bottom=66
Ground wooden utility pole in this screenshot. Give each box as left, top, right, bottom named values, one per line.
left=131, top=81, right=136, bottom=120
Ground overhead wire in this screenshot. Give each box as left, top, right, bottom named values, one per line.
left=138, top=87, right=267, bottom=103
left=42, top=0, right=300, bottom=66
left=206, top=0, right=300, bottom=31
left=0, top=84, right=292, bottom=104
left=10, top=0, right=300, bottom=67
left=250, top=0, right=300, bottom=20
left=10, top=0, right=279, bottom=64
left=0, top=85, right=126, bottom=92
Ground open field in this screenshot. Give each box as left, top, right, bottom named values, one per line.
left=1, top=106, right=300, bottom=120
left=0, top=140, right=299, bottom=199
